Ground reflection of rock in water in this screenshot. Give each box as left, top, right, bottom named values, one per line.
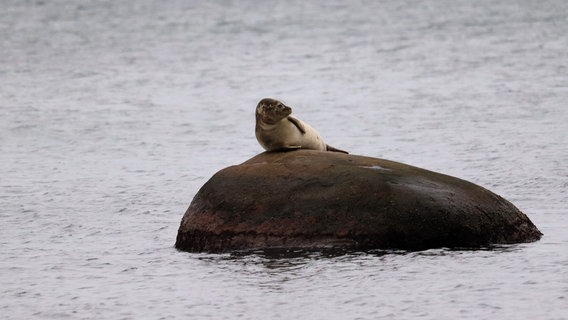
left=175, top=150, right=542, bottom=253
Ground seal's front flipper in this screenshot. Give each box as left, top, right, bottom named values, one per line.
left=326, top=144, right=349, bottom=154
left=282, top=145, right=302, bottom=150
left=287, top=116, right=306, bottom=134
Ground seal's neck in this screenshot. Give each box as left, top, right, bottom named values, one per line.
left=256, top=112, right=287, bottom=126
left=256, top=120, right=280, bottom=131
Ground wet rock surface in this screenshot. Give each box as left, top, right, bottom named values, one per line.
left=175, top=150, right=542, bottom=253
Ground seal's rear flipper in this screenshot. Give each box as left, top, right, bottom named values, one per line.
left=326, top=144, right=348, bottom=154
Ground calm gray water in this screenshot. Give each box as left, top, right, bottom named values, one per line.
left=1, top=0, right=567, bottom=319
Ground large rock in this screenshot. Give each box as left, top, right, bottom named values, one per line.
left=175, top=150, right=542, bottom=253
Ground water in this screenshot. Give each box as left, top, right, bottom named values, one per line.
left=1, top=0, right=567, bottom=319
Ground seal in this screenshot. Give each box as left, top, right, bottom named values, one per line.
left=255, top=98, right=348, bottom=153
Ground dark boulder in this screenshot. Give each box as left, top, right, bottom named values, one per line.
left=175, top=150, right=542, bottom=253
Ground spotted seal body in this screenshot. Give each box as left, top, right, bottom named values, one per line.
left=255, top=98, right=348, bottom=154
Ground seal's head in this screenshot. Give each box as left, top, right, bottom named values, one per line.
left=256, top=98, right=292, bottom=124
